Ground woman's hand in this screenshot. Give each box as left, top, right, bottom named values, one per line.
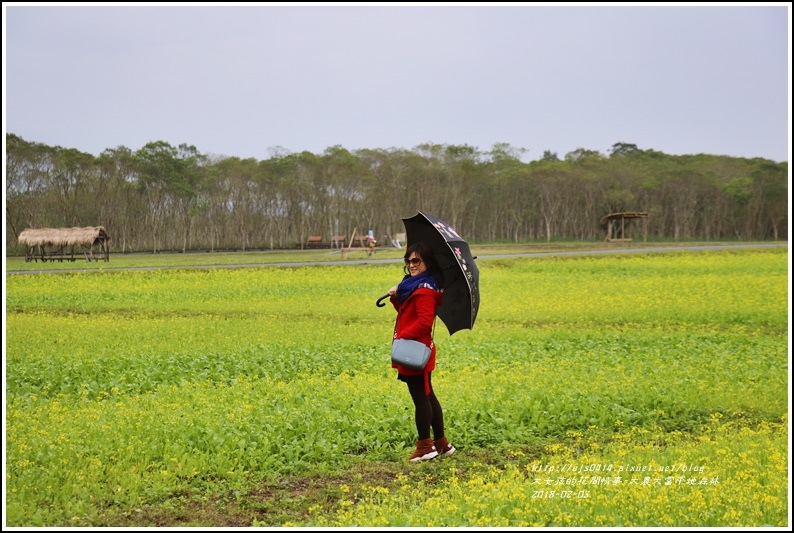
left=388, top=286, right=397, bottom=296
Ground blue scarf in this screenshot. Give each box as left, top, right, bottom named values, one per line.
left=396, top=271, right=439, bottom=305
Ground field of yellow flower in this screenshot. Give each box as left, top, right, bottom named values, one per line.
left=5, top=247, right=789, bottom=526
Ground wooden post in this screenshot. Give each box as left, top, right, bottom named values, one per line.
left=643, top=215, right=648, bottom=244
left=342, top=228, right=357, bottom=259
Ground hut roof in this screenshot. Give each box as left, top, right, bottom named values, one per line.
left=599, top=212, right=649, bottom=225
left=18, top=226, right=111, bottom=248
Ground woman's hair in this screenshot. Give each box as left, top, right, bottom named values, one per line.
left=404, top=242, right=443, bottom=283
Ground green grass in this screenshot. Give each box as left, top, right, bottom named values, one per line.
left=6, top=240, right=782, bottom=271
left=4, top=246, right=789, bottom=527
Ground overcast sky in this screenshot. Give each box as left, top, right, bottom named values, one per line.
left=3, top=3, right=791, bottom=163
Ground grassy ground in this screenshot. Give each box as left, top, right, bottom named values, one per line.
left=5, top=244, right=789, bottom=527
left=5, top=240, right=783, bottom=272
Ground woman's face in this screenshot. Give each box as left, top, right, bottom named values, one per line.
left=405, top=252, right=427, bottom=277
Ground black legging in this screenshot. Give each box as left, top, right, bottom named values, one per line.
left=405, top=374, right=445, bottom=441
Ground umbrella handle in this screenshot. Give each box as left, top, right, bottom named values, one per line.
left=376, top=294, right=390, bottom=307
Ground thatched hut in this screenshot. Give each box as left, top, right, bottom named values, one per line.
left=18, top=226, right=111, bottom=262
left=600, top=212, right=649, bottom=244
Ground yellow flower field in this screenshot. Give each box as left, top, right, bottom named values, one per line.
left=5, top=248, right=789, bottom=526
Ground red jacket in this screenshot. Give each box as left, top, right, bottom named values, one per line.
left=391, top=287, right=443, bottom=391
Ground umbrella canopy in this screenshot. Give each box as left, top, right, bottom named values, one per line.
left=402, top=212, right=480, bottom=335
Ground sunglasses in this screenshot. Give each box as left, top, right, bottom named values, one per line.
left=404, top=257, right=423, bottom=266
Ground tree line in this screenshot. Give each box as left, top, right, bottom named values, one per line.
left=5, top=133, right=788, bottom=253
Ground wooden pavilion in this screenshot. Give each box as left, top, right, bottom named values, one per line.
left=18, top=226, right=111, bottom=262
left=600, top=212, right=649, bottom=244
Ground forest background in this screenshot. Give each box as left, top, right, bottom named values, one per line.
left=5, top=133, right=789, bottom=254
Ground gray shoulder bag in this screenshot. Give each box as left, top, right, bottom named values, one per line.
left=391, top=314, right=435, bottom=371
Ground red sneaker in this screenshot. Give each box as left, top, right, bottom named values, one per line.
left=408, top=438, right=438, bottom=462
left=433, top=436, right=456, bottom=457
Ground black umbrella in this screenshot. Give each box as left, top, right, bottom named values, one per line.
left=377, top=211, right=479, bottom=335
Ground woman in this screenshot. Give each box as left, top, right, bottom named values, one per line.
left=387, top=242, right=456, bottom=462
